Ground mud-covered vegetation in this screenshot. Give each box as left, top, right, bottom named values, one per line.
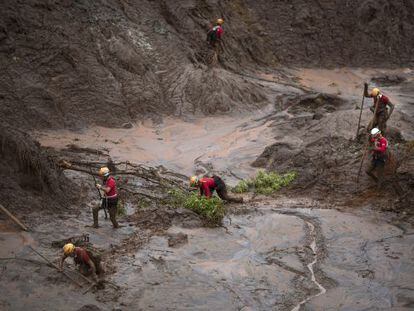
left=233, top=170, right=297, bottom=195
left=168, top=188, right=225, bottom=226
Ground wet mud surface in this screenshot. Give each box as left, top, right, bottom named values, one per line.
left=1, top=0, right=413, bottom=309
left=1, top=66, right=413, bottom=310
left=96, top=204, right=414, bottom=310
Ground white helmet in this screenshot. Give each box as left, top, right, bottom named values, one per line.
left=370, top=128, right=381, bottom=136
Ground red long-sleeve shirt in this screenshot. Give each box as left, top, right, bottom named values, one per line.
left=372, top=95, right=390, bottom=113
left=74, top=247, right=91, bottom=265
left=215, top=25, right=223, bottom=39
left=199, top=177, right=217, bottom=198
left=371, top=136, right=388, bottom=155
left=104, top=176, right=117, bottom=198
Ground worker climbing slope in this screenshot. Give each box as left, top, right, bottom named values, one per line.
left=190, top=175, right=243, bottom=203
left=364, top=83, right=394, bottom=133
left=93, top=167, right=119, bottom=228
left=60, top=243, right=103, bottom=282
left=366, top=128, right=388, bottom=187
left=207, top=18, right=224, bottom=48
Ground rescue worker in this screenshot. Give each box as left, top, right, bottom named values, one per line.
left=59, top=243, right=103, bottom=282
left=206, top=18, right=224, bottom=47
left=366, top=128, right=388, bottom=186
left=93, top=167, right=118, bottom=228
left=190, top=175, right=243, bottom=203
left=364, top=83, right=394, bottom=133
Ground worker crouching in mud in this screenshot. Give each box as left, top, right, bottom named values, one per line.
left=93, top=167, right=118, bottom=228
left=190, top=175, right=243, bottom=203
left=366, top=128, right=388, bottom=187
left=60, top=243, right=103, bottom=282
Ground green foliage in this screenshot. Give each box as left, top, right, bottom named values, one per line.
left=232, top=170, right=297, bottom=195
left=168, top=189, right=225, bottom=226
left=232, top=179, right=250, bottom=193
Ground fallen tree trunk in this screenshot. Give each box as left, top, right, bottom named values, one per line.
left=28, top=246, right=83, bottom=288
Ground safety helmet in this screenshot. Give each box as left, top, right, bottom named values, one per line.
left=370, top=128, right=381, bottom=136
left=63, top=243, right=75, bottom=255
left=370, top=88, right=380, bottom=97
left=216, top=18, right=224, bottom=25
left=99, top=167, right=110, bottom=177
left=189, top=176, right=199, bottom=187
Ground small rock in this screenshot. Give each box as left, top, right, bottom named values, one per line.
left=167, top=232, right=188, bottom=247
left=77, top=305, right=101, bottom=311
left=122, top=122, right=134, bottom=129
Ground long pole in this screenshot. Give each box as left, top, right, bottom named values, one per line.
left=90, top=167, right=108, bottom=219
left=356, top=94, right=380, bottom=185
left=28, top=246, right=83, bottom=288
left=355, top=87, right=365, bottom=139
left=356, top=141, right=370, bottom=185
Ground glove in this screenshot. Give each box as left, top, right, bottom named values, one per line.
left=95, top=184, right=102, bottom=189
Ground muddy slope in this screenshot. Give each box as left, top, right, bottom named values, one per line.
left=0, top=125, right=78, bottom=212
left=248, top=0, right=414, bottom=67
left=252, top=86, right=414, bottom=214
left=1, top=0, right=413, bottom=130
left=0, top=0, right=271, bottom=130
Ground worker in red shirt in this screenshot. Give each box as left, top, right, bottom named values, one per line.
left=206, top=18, right=224, bottom=47
left=93, top=167, right=119, bottom=228
left=59, top=243, right=103, bottom=282
left=364, top=83, right=394, bottom=133
left=190, top=175, right=243, bottom=203
left=366, top=128, right=388, bottom=185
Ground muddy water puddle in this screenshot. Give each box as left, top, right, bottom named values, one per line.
left=34, top=106, right=278, bottom=181
left=109, top=207, right=414, bottom=311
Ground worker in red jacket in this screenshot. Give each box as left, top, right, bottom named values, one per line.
left=206, top=18, right=224, bottom=47
left=366, top=128, right=388, bottom=185
left=364, top=83, right=394, bottom=133
left=190, top=175, right=243, bottom=203
left=93, top=167, right=118, bottom=228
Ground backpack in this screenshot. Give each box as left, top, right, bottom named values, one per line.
left=207, top=26, right=220, bottom=42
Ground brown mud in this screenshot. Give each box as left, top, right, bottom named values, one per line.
left=1, top=67, right=413, bottom=310
left=1, top=1, right=414, bottom=310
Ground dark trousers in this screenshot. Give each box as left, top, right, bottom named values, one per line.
left=213, top=176, right=243, bottom=203
left=93, top=197, right=118, bottom=228
left=366, top=155, right=386, bottom=185
left=368, top=110, right=388, bottom=133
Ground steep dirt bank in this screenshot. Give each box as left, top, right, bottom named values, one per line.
left=246, top=0, right=414, bottom=67
left=0, top=125, right=78, bottom=213
left=253, top=68, right=414, bottom=217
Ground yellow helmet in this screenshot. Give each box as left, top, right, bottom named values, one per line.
left=216, top=18, right=224, bottom=25
left=99, top=167, right=110, bottom=177
left=370, top=88, right=380, bottom=97
left=189, top=176, right=199, bottom=187
left=63, top=243, right=75, bottom=255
